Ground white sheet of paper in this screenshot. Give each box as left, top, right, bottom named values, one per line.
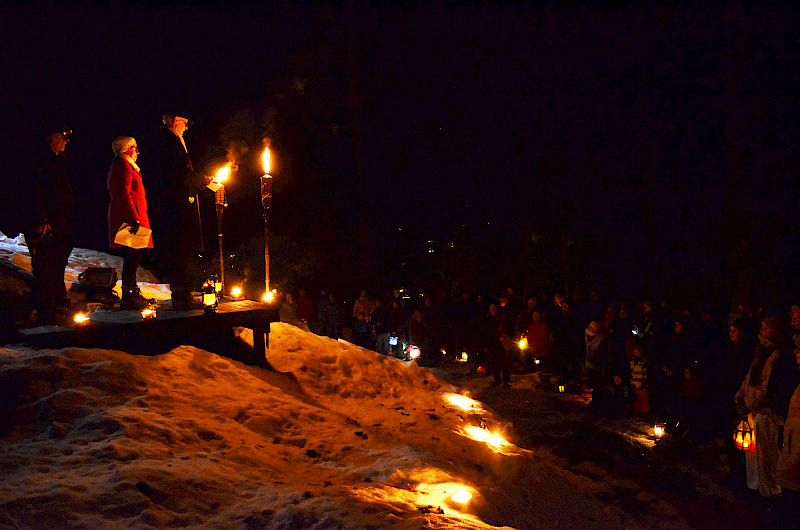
left=114, top=223, right=151, bottom=249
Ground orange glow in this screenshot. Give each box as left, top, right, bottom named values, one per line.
left=443, top=393, right=483, bottom=413
left=262, top=289, right=277, bottom=303
left=231, top=286, right=243, bottom=298
left=451, top=490, right=472, bottom=504
left=262, top=146, right=271, bottom=174
left=654, top=424, right=665, bottom=437
left=73, top=313, right=89, bottom=324
left=141, top=308, right=156, bottom=320
left=214, top=165, right=231, bottom=184
left=518, top=336, right=528, bottom=350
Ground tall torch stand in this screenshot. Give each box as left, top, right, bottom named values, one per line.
left=261, top=174, right=273, bottom=293
left=215, top=186, right=227, bottom=294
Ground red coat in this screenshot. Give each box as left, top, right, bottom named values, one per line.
left=107, top=156, right=152, bottom=248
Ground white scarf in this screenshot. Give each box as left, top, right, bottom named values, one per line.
left=120, top=154, right=140, bottom=173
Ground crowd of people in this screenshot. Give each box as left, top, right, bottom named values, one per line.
left=280, top=284, right=800, bottom=510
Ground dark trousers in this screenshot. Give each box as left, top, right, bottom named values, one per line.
left=26, top=231, right=72, bottom=323
left=120, top=247, right=143, bottom=291
left=489, top=348, right=511, bottom=385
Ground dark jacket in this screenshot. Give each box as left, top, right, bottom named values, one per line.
left=26, top=145, right=74, bottom=239
left=153, top=126, right=208, bottom=254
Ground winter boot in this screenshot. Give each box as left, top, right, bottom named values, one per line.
left=121, top=287, right=150, bottom=310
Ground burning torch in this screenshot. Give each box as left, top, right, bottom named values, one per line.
left=260, top=146, right=273, bottom=294
left=211, top=165, right=230, bottom=294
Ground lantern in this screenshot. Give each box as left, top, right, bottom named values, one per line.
left=73, top=313, right=90, bottom=325
left=141, top=304, right=157, bottom=320
left=518, top=336, right=528, bottom=350
left=557, top=384, right=566, bottom=393
left=734, top=418, right=754, bottom=451
left=654, top=424, right=665, bottom=437
left=202, top=280, right=218, bottom=313
left=230, top=285, right=243, bottom=299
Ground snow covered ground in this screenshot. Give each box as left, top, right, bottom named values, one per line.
left=0, top=322, right=658, bottom=529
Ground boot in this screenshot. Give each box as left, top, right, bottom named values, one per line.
left=121, top=287, right=150, bottom=310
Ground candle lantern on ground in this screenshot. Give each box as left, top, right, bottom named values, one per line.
left=734, top=418, right=754, bottom=451
left=260, top=146, right=273, bottom=295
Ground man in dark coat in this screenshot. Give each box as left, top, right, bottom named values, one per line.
left=23, top=122, right=74, bottom=325
left=152, top=112, right=211, bottom=309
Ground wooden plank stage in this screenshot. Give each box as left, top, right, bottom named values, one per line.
left=19, top=299, right=280, bottom=368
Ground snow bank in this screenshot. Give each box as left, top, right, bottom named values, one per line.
left=0, top=323, right=640, bottom=529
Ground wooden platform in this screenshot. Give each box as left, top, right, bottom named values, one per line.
left=19, top=299, right=279, bottom=368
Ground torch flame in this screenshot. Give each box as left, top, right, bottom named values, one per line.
left=262, top=146, right=271, bottom=175
left=214, top=165, right=231, bottom=184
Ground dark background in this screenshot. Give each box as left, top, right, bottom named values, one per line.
left=2, top=2, right=800, bottom=310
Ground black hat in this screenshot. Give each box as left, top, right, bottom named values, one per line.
left=40, top=119, right=71, bottom=139
left=165, top=111, right=194, bottom=125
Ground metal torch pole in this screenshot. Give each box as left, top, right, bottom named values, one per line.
left=215, top=186, right=226, bottom=294
left=261, top=175, right=273, bottom=294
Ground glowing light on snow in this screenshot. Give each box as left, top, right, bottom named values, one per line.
left=463, top=426, right=507, bottom=449
left=451, top=489, right=472, bottom=504
left=443, top=393, right=483, bottom=413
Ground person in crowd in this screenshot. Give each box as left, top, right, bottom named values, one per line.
left=153, top=111, right=212, bottom=310
left=608, top=305, right=634, bottom=365
left=297, top=288, right=315, bottom=328
left=317, top=292, right=342, bottom=339
left=371, top=297, right=390, bottom=355
left=652, top=317, right=690, bottom=417
left=23, top=121, right=74, bottom=325
left=777, top=336, right=800, bottom=519
left=106, top=136, right=152, bottom=309
left=419, top=295, right=443, bottom=364
left=526, top=308, right=552, bottom=370
left=279, top=292, right=310, bottom=331
left=352, top=289, right=374, bottom=323
left=629, top=343, right=650, bottom=415
left=716, top=317, right=759, bottom=494
left=516, top=298, right=538, bottom=337
left=551, top=299, right=584, bottom=390
left=385, top=298, right=407, bottom=358
left=479, top=303, right=510, bottom=388
left=673, top=361, right=710, bottom=441
left=601, top=365, right=634, bottom=419
left=585, top=320, right=609, bottom=409
left=734, top=315, right=785, bottom=498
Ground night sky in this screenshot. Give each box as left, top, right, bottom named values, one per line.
left=3, top=2, right=800, bottom=306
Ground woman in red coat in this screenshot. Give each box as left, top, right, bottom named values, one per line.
left=107, top=136, right=152, bottom=309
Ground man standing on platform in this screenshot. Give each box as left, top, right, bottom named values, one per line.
left=23, top=121, right=74, bottom=325
left=153, top=111, right=211, bottom=310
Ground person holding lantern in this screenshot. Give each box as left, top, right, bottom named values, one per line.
left=152, top=111, right=212, bottom=310
left=107, top=136, right=152, bottom=309
left=734, top=315, right=785, bottom=498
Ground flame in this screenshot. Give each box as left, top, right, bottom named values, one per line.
left=654, top=425, right=665, bottom=437
left=518, top=336, right=528, bottom=349
left=443, top=393, right=483, bottom=413
left=141, top=308, right=156, bottom=319
left=74, top=313, right=89, bottom=324
left=215, top=165, right=231, bottom=184
left=262, top=146, right=271, bottom=174
left=450, top=490, right=472, bottom=504
left=231, top=286, right=243, bottom=298
left=262, top=289, right=277, bottom=302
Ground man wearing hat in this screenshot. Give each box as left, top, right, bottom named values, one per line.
left=23, top=122, right=74, bottom=325
left=152, top=112, right=211, bottom=310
